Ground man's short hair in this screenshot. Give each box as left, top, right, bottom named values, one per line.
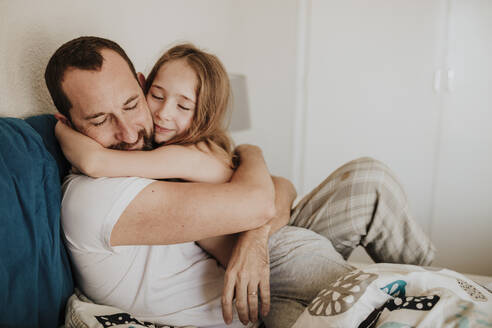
left=44, top=36, right=138, bottom=120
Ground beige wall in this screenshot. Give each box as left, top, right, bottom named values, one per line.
left=0, top=0, right=298, bottom=178
left=2, top=1, right=491, bottom=275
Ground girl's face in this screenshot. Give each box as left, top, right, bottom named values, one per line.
left=146, top=59, right=197, bottom=144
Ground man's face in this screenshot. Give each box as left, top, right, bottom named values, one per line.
left=61, top=49, right=153, bottom=150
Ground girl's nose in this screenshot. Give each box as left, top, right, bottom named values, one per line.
left=158, top=101, right=175, bottom=121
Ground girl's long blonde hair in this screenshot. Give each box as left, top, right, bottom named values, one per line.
left=145, top=43, right=236, bottom=168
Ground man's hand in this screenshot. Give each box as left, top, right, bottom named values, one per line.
left=221, top=175, right=297, bottom=325
left=222, top=225, right=271, bottom=326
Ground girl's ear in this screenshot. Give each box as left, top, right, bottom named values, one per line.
left=137, top=72, right=146, bottom=89
left=54, top=113, right=72, bottom=127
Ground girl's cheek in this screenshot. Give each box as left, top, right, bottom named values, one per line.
left=147, top=101, right=159, bottom=116
left=184, top=113, right=194, bottom=130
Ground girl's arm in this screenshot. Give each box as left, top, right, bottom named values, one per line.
left=55, top=121, right=233, bottom=183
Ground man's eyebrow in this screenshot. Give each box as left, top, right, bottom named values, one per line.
left=84, top=112, right=106, bottom=120
left=123, top=94, right=139, bottom=106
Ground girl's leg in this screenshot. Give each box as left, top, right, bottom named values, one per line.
left=264, top=226, right=354, bottom=328
left=289, top=157, right=435, bottom=265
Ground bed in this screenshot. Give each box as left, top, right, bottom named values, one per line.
left=64, top=262, right=492, bottom=328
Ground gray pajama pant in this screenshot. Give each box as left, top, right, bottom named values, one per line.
left=262, top=157, right=436, bottom=328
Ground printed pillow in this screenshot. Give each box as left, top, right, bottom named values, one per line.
left=0, top=117, right=73, bottom=327
left=65, top=288, right=196, bottom=328
left=291, top=268, right=391, bottom=327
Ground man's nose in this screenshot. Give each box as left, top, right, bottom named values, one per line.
left=115, top=119, right=138, bottom=144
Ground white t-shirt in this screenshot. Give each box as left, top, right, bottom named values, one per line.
left=61, top=174, right=244, bottom=328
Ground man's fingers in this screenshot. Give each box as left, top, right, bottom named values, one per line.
left=235, top=277, right=249, bottom=325
left=221, top=273, right=236, bottom=325
left=247, top=282, right=259, bottom=323
left=259, top=278, right=271, bottom=318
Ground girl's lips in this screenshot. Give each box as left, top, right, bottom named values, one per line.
left=154, top=124, right=174, bottom=133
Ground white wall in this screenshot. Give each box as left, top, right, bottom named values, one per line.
left=299, top=0, right=492, bottom=275
left=225, top=0, right=298, bottom=179
left=302, top=0, right=446, bottom=234
left=430, top=0, right=492, bottom=275
left=297, top=0, right=447, bottom=264
left=3, top=1, right=488, bottom=275
left=0, top=0, right=298, bottom=178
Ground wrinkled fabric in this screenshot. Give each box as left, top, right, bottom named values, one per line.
left=0, top=117, right=73, bottom=327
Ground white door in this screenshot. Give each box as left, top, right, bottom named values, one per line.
left=303, top=0, right=446, bottom=235
left=431, top=0, right=492, bottom=275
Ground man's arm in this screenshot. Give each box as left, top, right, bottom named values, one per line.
left=221, top=176, right=297, bottom=325
left=197, top=234, right=237, bottom=268
left=255, top=176, right=297, bottom=236
left=110, top=145, right=276, bottom=246
left=197, top=176, right=296, bottom=264
left=197, top=176, right=296, bottom=268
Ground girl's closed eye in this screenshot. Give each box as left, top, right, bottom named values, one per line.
left=152, top=93, right=164, bottom=101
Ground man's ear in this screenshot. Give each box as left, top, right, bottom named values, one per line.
left=137, top=72, right=146, bottom=89
left=54, top=113, right=72, bottom=127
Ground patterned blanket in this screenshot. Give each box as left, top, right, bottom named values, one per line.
left=64, top=263, right=491, bottom=327
left=292, top=263, right=492, bottom=327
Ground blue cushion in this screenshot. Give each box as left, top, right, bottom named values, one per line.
left=0, top=117, right=73, bottom=327
left=25, top=114, right=70, bottom=181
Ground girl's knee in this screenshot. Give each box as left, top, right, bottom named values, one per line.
left=348, top=157, right=391, bottom=175
left=349, top=157, right=404, bottom=194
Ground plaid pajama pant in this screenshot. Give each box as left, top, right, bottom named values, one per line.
left=262, top=157, right=436, bottom=328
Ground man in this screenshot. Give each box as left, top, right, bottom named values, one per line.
left=45, top=36, right=435, bottom=328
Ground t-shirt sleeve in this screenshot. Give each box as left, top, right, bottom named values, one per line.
left=60, top=174, right=155, bottom=253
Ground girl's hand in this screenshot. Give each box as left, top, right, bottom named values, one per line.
left=55, top=120, right=103, bottom=176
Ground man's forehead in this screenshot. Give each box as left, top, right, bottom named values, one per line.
left=62, top=54, right=141, bottom=118
left=63, top=56, right=136, bottom=90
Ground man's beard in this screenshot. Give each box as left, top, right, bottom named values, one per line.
left=109, top=129, right=154, bottom=151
